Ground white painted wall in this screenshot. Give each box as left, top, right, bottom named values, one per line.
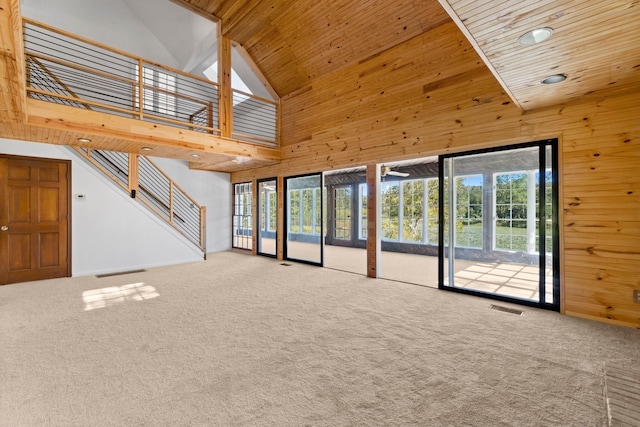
left=20, top=0, right=269, bottom=95
left=0, top=138, right=231, bottom=276
left=21, top=0, right=179, bottom=67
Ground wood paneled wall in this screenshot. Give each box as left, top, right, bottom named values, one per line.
left=231, top=21, right=640, bottom=328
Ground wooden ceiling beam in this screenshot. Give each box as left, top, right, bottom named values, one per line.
left=25, top=99, right=281, bottom=162
left=437, top=0, right=523, bottom=111
left=0, top=0, right=26, bottom=124
left=169, top=0, right=221, bottom=22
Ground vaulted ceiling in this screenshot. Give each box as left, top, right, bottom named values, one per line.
left=2, top=0, right=639, bottom=172
left=176, top=0, right=640, bottom=110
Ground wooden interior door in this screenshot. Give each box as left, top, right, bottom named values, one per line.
left=0, top=156, right=70, bottom=285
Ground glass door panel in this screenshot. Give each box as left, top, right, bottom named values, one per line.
left=331, top=185, right=353, bottom=246
left=323, top=167, right=367, bottom=276
left=440, top=141, right=559, bottom=309
left=257, top=178, right=277, bottom=257
left=377, top=160, right=440, bottom=288
left=232, top=182, right=253, bottom=250
left=285, top=174, right=322, bottom=265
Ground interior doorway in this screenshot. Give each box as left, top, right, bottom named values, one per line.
left=0, top=155, right=71, bottom=285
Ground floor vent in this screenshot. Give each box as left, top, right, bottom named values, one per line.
left=280, top=263, right=292, bottom=267
left=605, top=364, right=640, bottom=426
left=489, top=304, right=524, bottom=315
left=96, top=269, right=146, bottom=278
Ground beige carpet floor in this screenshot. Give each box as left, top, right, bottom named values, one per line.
left=1, top=251, right=639, bottom=426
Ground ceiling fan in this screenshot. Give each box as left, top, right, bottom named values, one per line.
left=381, top=165, right=409, bottom=178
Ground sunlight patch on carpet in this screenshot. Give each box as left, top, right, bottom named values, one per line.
left=82, top=282, right=159, bottom=311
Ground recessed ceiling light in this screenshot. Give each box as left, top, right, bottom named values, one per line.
left=541, top=74, right=567, bottom=84
left=141, top=147, right=153, bottom=151
left=191, top=153, right=201, bottom=158
left=77, top=137, right=92, bottom=143
left=518, top=27, right=554, bottom=46
left=232, top=156, right=250, bottom=164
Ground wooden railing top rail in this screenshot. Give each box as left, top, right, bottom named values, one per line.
left=232, top=88, right=278, bottom=106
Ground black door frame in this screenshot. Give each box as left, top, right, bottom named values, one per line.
left=283, top=172, right=324, bottom=266
left=438, top=139, right=560, bottom=311
left=257, top=177, right=277, bottom=258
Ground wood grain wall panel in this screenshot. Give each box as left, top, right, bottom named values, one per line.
left=231, top=18, right=640, bottom=327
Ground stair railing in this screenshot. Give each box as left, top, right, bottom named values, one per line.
left=72, top=147, right=206, bottom=252
left=25, top=36, right=207, bottom=252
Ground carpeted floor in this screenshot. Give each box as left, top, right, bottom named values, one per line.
left=1, top=251, right=639, bottom=426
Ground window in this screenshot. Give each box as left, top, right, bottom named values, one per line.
left=536, top=169, right=553, bottom=254
left=259, top=186, right=277, bottom=232
left=455, top=175, right=483, bottom=248
left=138, top=65, right=177, bottom=116
left=233, top=182, right=252, bottom=250
left=287, top=188, right=321, bottom=236
left=402, top=180, right=424, bottom=243
left=381, top=181, right=399, bottom=241
left=288, top=190, right=300, bottom=233
left=495, top=172, right=528, bottom=251
left=268, top=192, right=277, bottom=232
left=492, top=170, right=553, bottom=254
left=315, top=188, right=322, bottom=235
left=359, top=183, right=367, bottom=240
left=426, top=178, right=439, bottom=245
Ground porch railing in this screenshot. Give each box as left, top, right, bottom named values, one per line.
left=23, top=18, right=279, bottom=146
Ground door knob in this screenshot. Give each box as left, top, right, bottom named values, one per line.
left=1, top=226, right=8, bottom=231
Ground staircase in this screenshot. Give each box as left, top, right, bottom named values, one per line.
left=25, top=38, right=206, bottom=253
left=70, top=147, right=206, bottom=252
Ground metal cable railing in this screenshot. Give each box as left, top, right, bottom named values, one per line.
left=232, top=89, right=278, bottom=145
left=71, top=147, right=206, bottom=251
left=91, top=150, right=129, bottom=187
left=138, top=156, right=205, bottom=249
left=24, top=18, right=221, bottom=133
left=25, top=21, right=207, bottom=251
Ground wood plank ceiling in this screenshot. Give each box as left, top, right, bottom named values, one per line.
left=179, top=0, right=640, bottom=110
left=3, top=0, right=639, bottom=171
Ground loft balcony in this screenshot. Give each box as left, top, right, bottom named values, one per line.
left=0, top=7, right=281, bottom=172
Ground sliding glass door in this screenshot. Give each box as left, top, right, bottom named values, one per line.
left=257, top=178, right=277, bottom=257
left=285, top=173, right=323, bottom=265
left=439, top=140, right=559, bottom=309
